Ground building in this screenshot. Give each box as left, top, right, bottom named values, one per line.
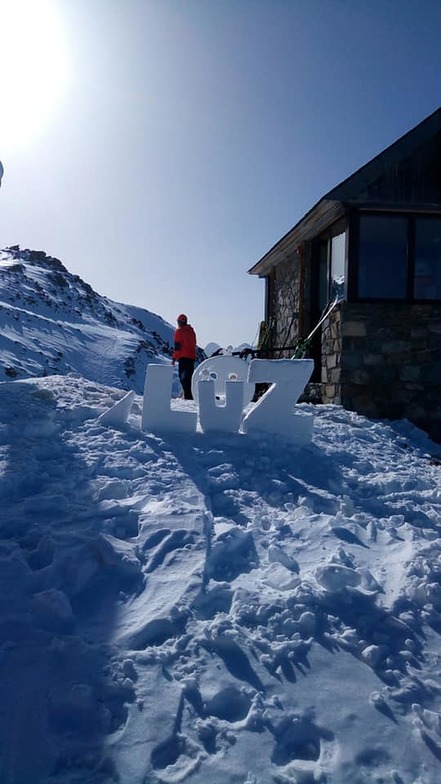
left=249, top=107, right=441, bottom=443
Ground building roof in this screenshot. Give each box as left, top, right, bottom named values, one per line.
left=249, top=106, right=441, bottom=277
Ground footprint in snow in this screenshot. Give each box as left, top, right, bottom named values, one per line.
left=149, top=732, right=202, bottom=782
left=269, top=713, right=334, bottom=767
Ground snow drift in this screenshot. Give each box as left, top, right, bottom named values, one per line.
left=1, top=373, right=441, bottom=783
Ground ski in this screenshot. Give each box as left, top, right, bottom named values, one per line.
left=291, top=296, right=339, bottom=358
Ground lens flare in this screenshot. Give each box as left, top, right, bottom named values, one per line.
left=0, top=0, right=71, bottom=150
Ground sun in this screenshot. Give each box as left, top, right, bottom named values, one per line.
left=0, top=0, right=70, bottom=151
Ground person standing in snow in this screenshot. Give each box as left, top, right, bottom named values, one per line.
left=172, top=314, right=197, bottom=399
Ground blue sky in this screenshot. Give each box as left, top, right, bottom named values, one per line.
left=0, top=0, right=440, bottom=348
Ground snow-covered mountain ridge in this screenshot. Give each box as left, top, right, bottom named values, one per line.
left=0, top=246, right=183, bottom=393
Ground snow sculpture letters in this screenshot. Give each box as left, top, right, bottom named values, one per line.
left=242, top=359, right=315, bottom=442
left=142, top=364, right=197, bottom=434
left=141, top=358, right=315, bottom=443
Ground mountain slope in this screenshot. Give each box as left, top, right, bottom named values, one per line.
left=0, top=246, right=181, bottom=393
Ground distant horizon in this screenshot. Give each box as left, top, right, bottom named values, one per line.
left=1, top=0, right=440, bottom=347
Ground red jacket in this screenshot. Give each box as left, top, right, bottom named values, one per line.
left=172, top=324, right=197, bottom=360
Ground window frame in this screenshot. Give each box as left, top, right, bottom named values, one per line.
left=348, top=209, right=441, bottom=303
left=311, top=218, right=348, bottom=307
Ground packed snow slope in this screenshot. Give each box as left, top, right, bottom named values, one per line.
left=0, top=246, right=181, bottom=393
left=1, top=374, right=441, bottom=784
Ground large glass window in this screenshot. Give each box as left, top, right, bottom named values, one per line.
left=317, top=240, right=329, bottom=310
left=358, top=215, right=408, bottom=298
left=414, top=217, right=441, bottom=299
left=331, top=231, right=346, bottom=300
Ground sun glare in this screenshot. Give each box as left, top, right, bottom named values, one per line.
left=0, top=0, right=70, bottom=151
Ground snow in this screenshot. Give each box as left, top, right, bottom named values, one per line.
left=1, top=371, right=441, bottom=784
left=0, top=247, right=177, bottom=394
left=140, top=358, right=313, bottom=441
left=191, top=355, right=255, bottom=408
left=242, top=359, right=314, bottom=443
left=142, top=364, right=198, bottom=434
left=1, top=245, right=441, bottom=782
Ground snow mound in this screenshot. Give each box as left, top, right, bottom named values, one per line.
left=0, top=374, right=441, bottom=783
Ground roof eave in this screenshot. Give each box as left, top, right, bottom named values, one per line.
left=249, top=106, right=441, bottom=279
left=248, top=199, right=344, bottom=277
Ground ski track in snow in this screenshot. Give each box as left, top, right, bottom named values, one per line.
left=1, top=375, right=441, bottom=783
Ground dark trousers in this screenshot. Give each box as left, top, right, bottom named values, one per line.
left=178, top=358, right=195, bottom=399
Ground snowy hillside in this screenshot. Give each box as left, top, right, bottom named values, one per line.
left=0, top=246, right=181, bottom=393
left=1, top=374, right=441, bottom=783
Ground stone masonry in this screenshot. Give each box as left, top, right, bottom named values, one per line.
left=269, top=254, right=302, bottom=355
left=321, top=302, right=441, bottom=443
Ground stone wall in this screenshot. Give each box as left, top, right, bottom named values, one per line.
left=270, top=254, right=302, bottom=355
left=321, top=302, right=441, bottom=443
left=321, top=305, right=342, bottom=403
